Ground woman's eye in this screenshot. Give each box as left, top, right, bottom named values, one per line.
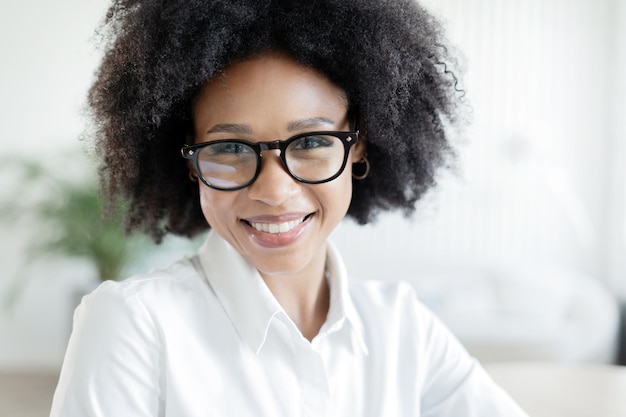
left=293, top=136, right=333, bottom=150
left=210, top=142, right=252, bottom=154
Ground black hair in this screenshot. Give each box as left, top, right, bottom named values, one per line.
left=90, top=0, right=463, bottom=242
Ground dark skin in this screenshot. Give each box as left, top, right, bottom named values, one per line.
left=90, top=0, right=460, bottom=243
left=190, top=53, right=365, bottom=340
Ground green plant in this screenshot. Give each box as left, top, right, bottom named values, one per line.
left=0, top=153, right=152, bottom=308
left=31, top=179, right=147, bottom=282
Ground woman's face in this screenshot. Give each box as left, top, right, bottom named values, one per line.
left=192, top=53, right=364, bottom=279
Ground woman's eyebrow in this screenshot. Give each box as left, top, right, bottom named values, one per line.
left=206, top=117, right=336, bottom=135
left=287, top=117, right=336, bottom=132
left=206, top=123, right=252, bottom=135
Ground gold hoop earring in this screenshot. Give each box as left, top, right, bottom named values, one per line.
left=188, top=171, right=198, bottom=182
left=352, top=156, right=370, bottom=180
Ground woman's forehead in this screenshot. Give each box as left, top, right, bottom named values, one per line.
left=192, top=53, right=349, bottom=129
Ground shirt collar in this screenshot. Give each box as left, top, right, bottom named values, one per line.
left=323, top=240, right=369, bottom=356
left=196, top=231, right=282, bottom=354
left=196, top=231, right=368, bottom=355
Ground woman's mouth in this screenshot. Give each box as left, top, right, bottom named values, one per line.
left=248, top=217, right=306, bottom=234
left=241, top=213, right=314, bottom=247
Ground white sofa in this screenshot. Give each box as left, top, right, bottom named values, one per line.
left=411, top=262, right=620, bottom=364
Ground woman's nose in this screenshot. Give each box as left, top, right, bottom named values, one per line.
left=246, top=150, right=301, bottom=205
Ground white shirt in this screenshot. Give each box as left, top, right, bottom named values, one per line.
left=50, top=231, right=528, bottom=417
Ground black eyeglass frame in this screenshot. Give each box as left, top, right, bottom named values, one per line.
left=181, top=129, right=360, bottom=191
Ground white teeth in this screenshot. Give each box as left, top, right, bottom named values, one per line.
left=250, top=217, right=305, bottom=234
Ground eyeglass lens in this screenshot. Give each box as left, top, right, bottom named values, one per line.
left=196, top=134, right=346, bottom=189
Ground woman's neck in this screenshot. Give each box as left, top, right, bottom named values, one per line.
left=260, top=248, right=330, bottom=341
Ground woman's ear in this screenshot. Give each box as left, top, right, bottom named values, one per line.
left=351, top=136, right=367, bottom=162
left=185, top=129, right=199, bottom=181
left=186, top=159, right=199, bottom=182
left=350, top=110, right=366, bottom=162
left=350, top=137, right=370, bottom=180
left=186, top=160, right=196, bottom=174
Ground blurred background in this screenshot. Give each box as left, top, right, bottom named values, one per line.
left=0, top=0, right=625, bottom=415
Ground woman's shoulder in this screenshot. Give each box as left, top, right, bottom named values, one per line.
left=80, top=256, right=206, bottom=310
left=346, top=278, right=443, bottom=337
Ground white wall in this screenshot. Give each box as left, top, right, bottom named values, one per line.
left=335, top=0, right=623, bottom=294
left=0, top=0, right=623, bottom=370
left=0, top=0, right=110, bottom=370
left=0, top=0, right=108, bottom=154
left=606, top=0, right=626, bottom=299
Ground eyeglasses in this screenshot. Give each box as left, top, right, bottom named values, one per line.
left=181, top=129, right=360, bottom=191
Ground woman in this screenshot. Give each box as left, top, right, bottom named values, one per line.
left=51, top=0, right=528, bottom=416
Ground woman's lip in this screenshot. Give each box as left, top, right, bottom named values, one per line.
left=248, top=217, right=306, bottom=234
left=242, top=213, right=312, bottom=223
left=242, top=213, right=314, bottom=248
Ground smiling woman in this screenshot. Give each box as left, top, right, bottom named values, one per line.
left=190, top=54, right=361, bottom=299
left=49, top=0, right=528, bottom=416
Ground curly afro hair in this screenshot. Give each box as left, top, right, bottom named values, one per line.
left=90, top=0, right=462, bottom=242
